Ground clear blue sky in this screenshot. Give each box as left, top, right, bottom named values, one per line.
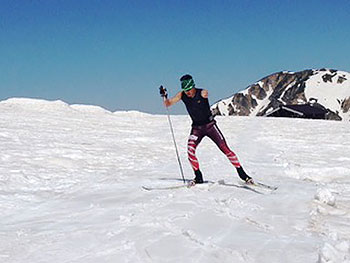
left=1, top=0, right=349, bottom=114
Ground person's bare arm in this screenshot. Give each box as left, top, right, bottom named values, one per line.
left=164, top=91, right=182, bottom=107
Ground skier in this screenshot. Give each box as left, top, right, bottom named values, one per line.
left=160, top=74, right=254, bottom=185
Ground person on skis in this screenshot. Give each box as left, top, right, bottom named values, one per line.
left=160, top=74, right=254, bottom=185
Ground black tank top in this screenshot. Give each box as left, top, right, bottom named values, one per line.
left=181, top=88, right=214, bottom=126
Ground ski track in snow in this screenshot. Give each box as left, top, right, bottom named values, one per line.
left=0, top=98, right=349, bottom=263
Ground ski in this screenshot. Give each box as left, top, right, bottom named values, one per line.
left=142, top=180, right=213, bottom=191
left=218, top=180, right=264, bottom=194
left=142, top=180, right=277, bottom=193
left=252, top=181, right=278, bottom=191
left=142, top=183, right=193, bottom=191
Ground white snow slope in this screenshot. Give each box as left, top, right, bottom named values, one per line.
left=1, top=98, right=350, bottom=263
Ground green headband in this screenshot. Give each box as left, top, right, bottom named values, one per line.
left=181, top=78, right=195, bottom=91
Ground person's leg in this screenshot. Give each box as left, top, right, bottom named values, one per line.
left=207, top=123, right=253, bottom=183
left=206, top=123, right=241, bottom=167
left=187, top=127, right=204, bottom=183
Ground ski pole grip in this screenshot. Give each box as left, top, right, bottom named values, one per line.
left=159, top=85, right=168, bottom=99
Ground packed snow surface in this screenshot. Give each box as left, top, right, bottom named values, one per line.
left=1, top=98, right=350, bottom=263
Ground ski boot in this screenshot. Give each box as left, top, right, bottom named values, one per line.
left=189, top=170, right=204, bottom=186
left=236, top=167, right=254, bottom=184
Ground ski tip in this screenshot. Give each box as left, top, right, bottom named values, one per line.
left=254, top=182, right=278, bottom=191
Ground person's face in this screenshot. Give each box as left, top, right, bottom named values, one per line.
left=184, top=88, right=195, bottom=97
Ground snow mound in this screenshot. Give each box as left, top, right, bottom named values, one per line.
left=0, top=97, right=157, bottom=120
left=70, top=104, right=111, bottom=114
left=113, top=110, right=154, bottom=118
left=315, top=188, right=336, bottom=206
left=319, top=241, right=350, bottom=263
left=0, top=97, right=72, bottom=112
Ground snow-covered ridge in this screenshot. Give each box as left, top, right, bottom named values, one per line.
left=0, top=97, right=72, bottom=111
left=0, top=97, right=110, bottom=114
left=211, top=69, right=350, bottom=121
left=0, top=97, right=152, bottom=116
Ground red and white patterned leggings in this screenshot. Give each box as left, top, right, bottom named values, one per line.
left=187, top=121, right=241, bottom=171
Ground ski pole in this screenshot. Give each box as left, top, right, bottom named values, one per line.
left=159, top=86, right=186, bottom=184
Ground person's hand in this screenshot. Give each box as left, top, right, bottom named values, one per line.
left=159, top=86, right=168, bottom=99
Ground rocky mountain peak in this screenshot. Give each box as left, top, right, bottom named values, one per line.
left=211, top=69, right=350, bottom=121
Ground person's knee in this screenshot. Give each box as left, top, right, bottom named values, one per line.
left=219, top=143, right=231, bottom=154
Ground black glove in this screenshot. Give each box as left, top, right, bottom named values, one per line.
left=159, top=85, right=168, bottom=99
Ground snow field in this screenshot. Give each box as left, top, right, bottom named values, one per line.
left=0, top=98, right=349, bottom=262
